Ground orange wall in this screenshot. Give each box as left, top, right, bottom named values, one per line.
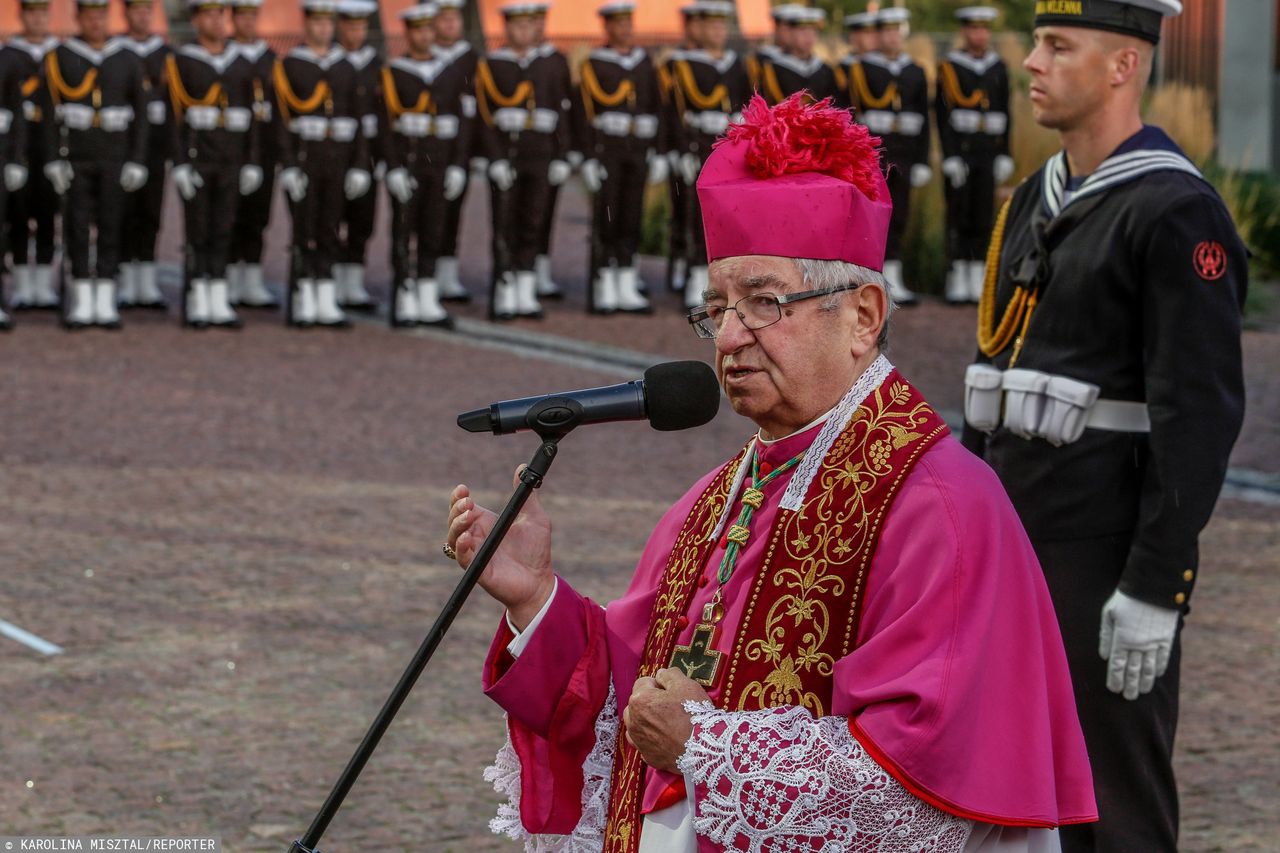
left=2, top=0, right=168, bottom=37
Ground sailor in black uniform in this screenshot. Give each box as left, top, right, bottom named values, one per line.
left=3, top=0, right=60, bottom=311
left=167, top=0, right=261, bottom=329
left=273, top=0, right=370, bottom=328
left=841, top=10, right=877, bottom=67
left=529, top=2, right=570, bottom=301
left=475, top=1, right=571, bottom=321
left=655, top=1, right=700, bottom=296
left=961, top=2, right=1246, bottom=849
left=39, top=0, right=150, bottom=330
left=847, top=6, right=930, bottom=306
left=573, top=0, right=665, bottom=315
left=117, top=0, right=170, bottom=309
left=226, top=0, right=279, bottom=308
left=333, top=0, right=379, bottom=311
left=665, top=0, right=749, bottom=310
left=430, top=0, right=477, bottom=303
left=0, top=36, right=29, bottom=330
left=749, top=4, right=840, bottom=105
left=380, top=1, right=469, bottom=329
left=936, top=5, right=1013, bottom=304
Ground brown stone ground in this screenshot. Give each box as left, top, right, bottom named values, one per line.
left=0, top=182, right=1276, bottom=851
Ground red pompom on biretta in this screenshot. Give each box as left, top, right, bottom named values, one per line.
left=718, top=92, right=884, bottom=202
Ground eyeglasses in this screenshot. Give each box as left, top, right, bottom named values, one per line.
left=686, top=282, right=863, bottom=340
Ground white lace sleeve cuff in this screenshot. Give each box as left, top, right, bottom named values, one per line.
left=505, top=578, right=559, bottom=657
left=676, top=701, right=974, bottom=853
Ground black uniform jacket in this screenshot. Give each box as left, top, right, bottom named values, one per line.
left=38, top=37, right=148, bottom=165
left=378, top=51, right=474, bottom=172
left=236, top=39, right=277, bottom=165
left=935, top=48, right=1009, bottom=162
left=664, top=47, right=751, bottom=159
left=963, top=126, right=1247, bottom=611
left=848, top=51, right=930, bottom=170
left=474, top=44, right=571, bottom=164
left=2, top=36, right=57, bottom=165
left=571, top=46, right=664, bottom=161
left=119, top=34, right=170, bottom=161
left=0, top=42, right=30, bottom=167
left=165, top=42, right=260, bottom=168
left=749, top=44, right=840, bottom=104
left=273, top=44, right=369, bottom=172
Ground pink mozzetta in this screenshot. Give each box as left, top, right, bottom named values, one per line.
left=697, top=92, right=893, bottom=270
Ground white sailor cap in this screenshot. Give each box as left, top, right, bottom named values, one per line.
left=228, top=0, right=262, bottom=7
left=188, top=0, right=228, bottom=10
left=75, top=0, right=110, bottom=8
left=695, top=0, right=735, bottom=17
left=1034, top=0, right=1181, bottom=43
left=955, top=6, right=998, bottom=23
left=796, top=5, right=826, bottom=24
left=770, top=3, right=805, bottom=22
left=435, top=0, right=464, bottom=8
left=400, top=2, right=437, bottom=22
left=598, top=0, right=633, bottom=16
left=302, top=0, right=340, bottom=15
left=499, top=0, right=542, bottom=16
left=337, top=0, right=377, bottom=17
left=843, top=11, right=875, bottom=28
left=876, top=6, right=910, bottom=25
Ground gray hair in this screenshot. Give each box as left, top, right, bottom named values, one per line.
left=791, top=258, right=894, bottom=351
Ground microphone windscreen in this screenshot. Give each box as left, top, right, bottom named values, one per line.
left=644, top=361, right=721, bottom=431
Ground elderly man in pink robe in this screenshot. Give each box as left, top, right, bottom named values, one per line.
left=445, top=93, right=1097, bottom=853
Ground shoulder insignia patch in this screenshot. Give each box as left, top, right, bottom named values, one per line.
left=1193, top=240, right=1227, bottom=281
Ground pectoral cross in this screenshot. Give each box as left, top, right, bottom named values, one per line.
left=669, top=604, right=724, bottom=688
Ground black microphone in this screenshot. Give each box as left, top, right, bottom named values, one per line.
left=457, top=360, right=721, bottom=436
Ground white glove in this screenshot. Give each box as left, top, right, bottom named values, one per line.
left=488, top=159, right=516, bottom=192
left=280, top=166, right=308, bottom=202
left=4, top=163, right=28, bottom=192
left=646, top=151, right=670, bottom=185
left=443, top=165, right=467, bottom=201
left=909, top=163, right=932, bottom=188
left=120, top=161, right=149, bottom=192
left=171, top=163, right=204, bottom=200
left=941, top=156, right=968, bottom=189
left=547, top=159, right=571, bottom=186
left=581, top=158, right=606, bottom=193
left=1099, top=589, right=1180, bottom=701
left=385, top=166, right=416, bottom=203
left=238, top=164, right=263, bottom=196
left=994, top=154, right=1015, bottom=185
left=678, top=151, right=701, bottom=185
left=343, top=168, right=372, bottom=200
left=44, top=160, right=73, bottom=195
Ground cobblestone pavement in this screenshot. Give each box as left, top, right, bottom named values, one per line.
left=0, top=183, right=1276, bottom=851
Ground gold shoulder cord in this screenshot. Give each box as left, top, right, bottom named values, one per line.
left=21, top=76, right=39, bottom=97
left=165, top=53, right=224, bottom=120
left=761, top=60, right=784, bottom=105
left=833, top=62, right=847, bottom=93
left=272, top=58, right=332, bottom=122
left=976, top=198, right=1038, bottom=366
left=673, top=59, right=727, bottom=111
left=381, top=65, right=432, bottom=121
left=940, top=60, right=987, bottom=110
left=745, top=54, right=760, bottom=89
left=849, top=61, right=896, bottom=110
left=475, top=57, right=534, bottom=129
left=655, top=60, right=673, bottom=103
left=579, top=59, right=635, bottom=123
left=45, top=51, right=99, bottom=107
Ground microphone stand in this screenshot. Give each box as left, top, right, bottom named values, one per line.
left=289, top=423, right=567, bottom=853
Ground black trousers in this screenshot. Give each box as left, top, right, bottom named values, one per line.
left=1036, top=532, right=1181, bottom=853
left=440, top=170, right=468, bottom=257
left=230, top=164, right=276, bottom=265
left=538, top=178, right=560, bottom=257
left=591, top=150, right=647, bottom=269
left=6, top=155, right=58, bottom=265
left=490, top=153, right=553, bottom=277
left=944, top=154, right=996, bottom=262
left=338, top=176, right=377, bottom=265
left=883, top=159, right=913, bottom=261
left=391, top=163, right=446, bottom=281
left=183, top=163, right=240, bottom=279
left=66, top=160, right=126, bottom=279
left=288, top=153, right=346, bottom=281
left=667, top=173, right=690, bottom=267
left=121, top=154, right=167, bottom=263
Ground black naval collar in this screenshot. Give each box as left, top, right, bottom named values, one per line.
left=6, top=35, right=59, bottom=62
left=860, top=50, right=915, bottom=76
left=289, top=44, right=346, bottom=69
left=945, top=48, right=1001, bottom=76
left=179, top=41, right=242, bottom=74
left=590, top=46, right=647, bottom=70
left=1042, top=124, right=1203, bottom=218
left=118, top=35, right=166, bottom=57
left=64, top=36, right=126, bottom=65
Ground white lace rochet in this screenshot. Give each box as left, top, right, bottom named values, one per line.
left=677, top=701, right=973, bottom=853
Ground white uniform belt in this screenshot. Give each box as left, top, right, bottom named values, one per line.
left=147, top=99, right=166, bottom=125
left=362, top=113, right=378, bottom=138
left=949, top=108, right=1006, bottom=135
left=0, top=109, right=11, bottom=134
left=394, top=112, right=460, bottom=139
left=963, top=364, right=1151, bottom=446
left=58, top=103, right=133, bottom=132
left=253, top=100, right=272, bottom=122
left=861, top=110, right=924, bottom=136
left=592, top=111, right=658, bottom=139
left=290, top=115, right=358, bottom=142
left=186, top=105, right=252, bottom=132
left=493, top=106, right=558, bottom=134
left=683, top=109, right=729, bottom=135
